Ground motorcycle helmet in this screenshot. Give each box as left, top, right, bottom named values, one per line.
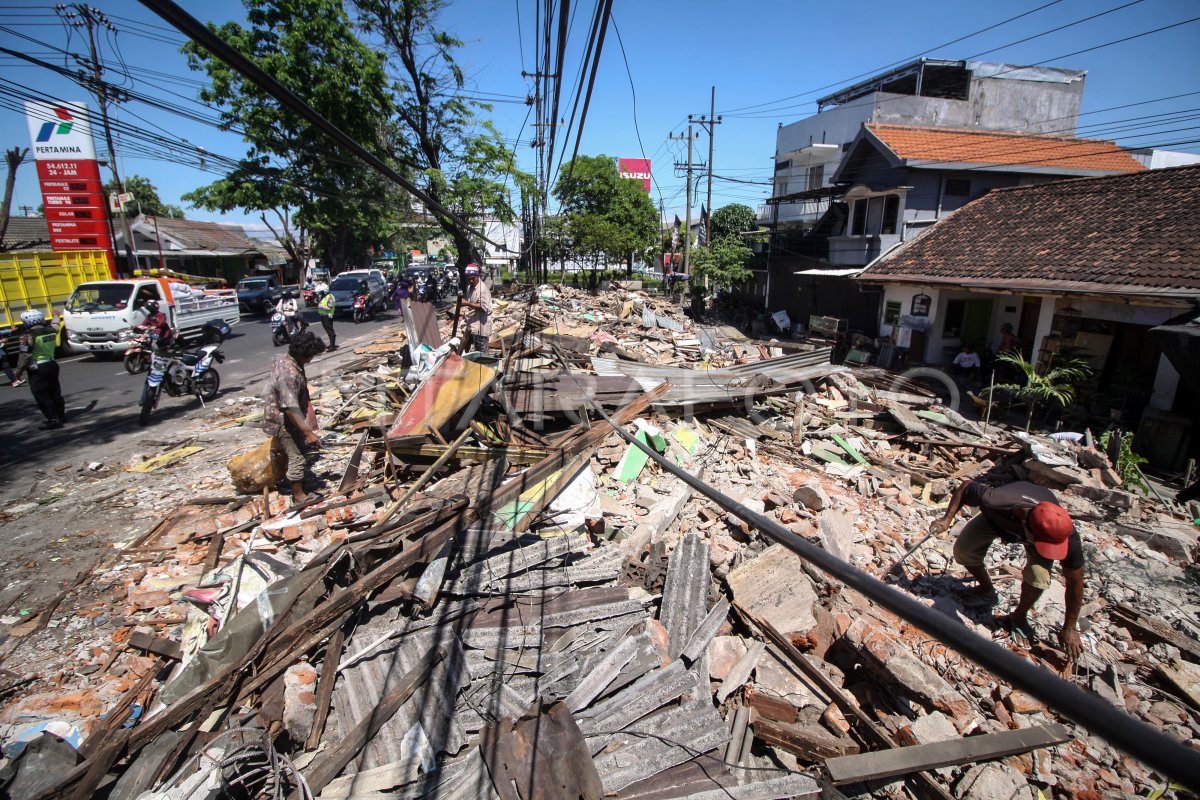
left=20, top=309, right=45, bottom=326
left=144, top=299, right=160, bottom=315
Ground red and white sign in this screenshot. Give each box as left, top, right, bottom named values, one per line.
left=618, top=158, right=652, bottom=192
left=25, top=101, right=116, bottom=275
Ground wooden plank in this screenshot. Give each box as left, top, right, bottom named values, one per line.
left=304, top=627, right=345, bottom=751
left=127, top=631, right=183, bottom=661
left=832, top=434, right=870, bottom=466
left=753, top=717, right=860, bottom=760
left=1158, top=658, right=1200, bottom=712
left=1111, top=604, right=1200, bottom=661
left=824, top=723, right=1071, bottom=784
left=387, top=442, right=550, bottom=465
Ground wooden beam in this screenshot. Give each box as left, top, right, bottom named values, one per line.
left=753, top=717, right=860, bottom=760
left=1111, top=604, right=1200, bottom=662
left=824, top=723, right=1071, bottom=784
left=305, top=627, right=345, bottom=751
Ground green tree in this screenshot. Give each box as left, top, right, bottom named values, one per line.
left=356, top=0, right=534, bottom=267
left=689, top=235, right=754, bottom=293
left=182, top=0, right=402, bottom=269
left=104, top=174, right=184, bottom=218
left=553, top=155, right=658, bottom=278
left=709, top=203, right=756, bottom=242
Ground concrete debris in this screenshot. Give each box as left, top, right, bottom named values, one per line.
left=0, top=283, right=1195, bottom=800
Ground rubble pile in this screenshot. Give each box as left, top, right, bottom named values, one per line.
left=0, top=285, right=1197, bottom=799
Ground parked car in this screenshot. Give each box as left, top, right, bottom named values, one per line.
left=235, top=276, right=285, bottom=314
left=329, top=271, right=387, bottom=316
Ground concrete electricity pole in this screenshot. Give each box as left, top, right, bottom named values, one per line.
left=670, top=126, right=700, bottom=274
left=59, top=4, right=137, bottom=277
left=689, top=86, right=722, bottom=245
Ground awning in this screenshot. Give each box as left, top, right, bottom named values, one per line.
left=794, top=267, right=865, bottom=277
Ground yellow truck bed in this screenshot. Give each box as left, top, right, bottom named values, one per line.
left=0, top=250, right=111, bottom=328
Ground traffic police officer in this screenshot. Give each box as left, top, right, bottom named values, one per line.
left=15, top=309, right=66, bottom=429
left=317, top=289, right=337, bottom=351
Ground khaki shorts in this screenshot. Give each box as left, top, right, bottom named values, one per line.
left=277, top=428, right=310, bottom=483
left=952, top=513, right=1053, bottom=590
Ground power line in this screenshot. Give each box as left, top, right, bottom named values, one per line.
left=717, top=0, right=1066, bottom=115
left=609, top=14, right=664, bottom=212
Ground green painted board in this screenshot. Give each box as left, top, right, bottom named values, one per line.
left=832, top=434, right=870, bottom=466
left=810, top=447, right=847, bottom=466
left=614, top=430, right=653, bottom=483
left=672, top=426, right=700, bottom=455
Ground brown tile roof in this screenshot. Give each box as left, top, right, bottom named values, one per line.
left=143, top=216, right=261, bottom=252
left=0, top=216, right=52, bottom=252
left=866, top=123, right=1146, bottom=174
left=858, top=164, right=1200, bottom=297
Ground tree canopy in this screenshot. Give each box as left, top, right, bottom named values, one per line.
left=709, top=203, right=756, bottom=242
left=182, top=0, right=402, bottom=269
left=105, top=174, right=184, bottom=219
left=553, top=155, right=659, bottom=274
left=689, top=235, right=754, bottom=294
left=356, top=0, right=533, bottom=267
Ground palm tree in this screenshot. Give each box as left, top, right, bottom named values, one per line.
left=984, top=350, right=1092, bottom=431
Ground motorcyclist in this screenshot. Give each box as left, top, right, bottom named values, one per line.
left=135, top=299, right=176, bottom=349
left=15, top=309, right=66, bottom=429
left=275, top=290, right=304, bottom=336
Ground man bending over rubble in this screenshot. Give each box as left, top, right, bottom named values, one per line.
left=262, top=330, right=326, bottom=503
left=929, top=479, right=1083, bottom=659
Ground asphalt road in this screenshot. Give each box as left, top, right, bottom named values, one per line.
left=0, top=305, right=402, bottom=471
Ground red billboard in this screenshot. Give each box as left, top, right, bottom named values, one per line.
left=618, top=158, right=652, bottom=192
left=25, top=101, right=116, bottom=275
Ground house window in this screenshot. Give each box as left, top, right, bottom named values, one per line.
left=943, top=300, right=965, bottom=339
left=945, top=178, right=971, bottom=197
left=882, top=195, right=900, bottom=235
left=806, top=164, right=824, bottom=191
left=850, top=199, right=868, bottom=235
left=884, top=301, right=902, bottom=325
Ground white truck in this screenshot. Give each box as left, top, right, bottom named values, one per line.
left=62, top=277, right=240, bottom=355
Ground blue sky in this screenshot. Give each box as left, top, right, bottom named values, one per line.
left=2, top=0, right=1198, bottom=229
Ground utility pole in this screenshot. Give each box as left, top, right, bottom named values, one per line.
left=689, top=86, right=722, bottom=245
left=670, top=126, right=700, bottom=275
left=59, top=4, right=137, bottom=277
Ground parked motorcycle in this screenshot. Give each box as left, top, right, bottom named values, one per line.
left=271, top=311, right=308, bottom=346
left=352, top=292, right=375, bottom=323
left=138, top=335, right=225, bottom=426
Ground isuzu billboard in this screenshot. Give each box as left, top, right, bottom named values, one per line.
left=618, top=158, right=652, bottom=192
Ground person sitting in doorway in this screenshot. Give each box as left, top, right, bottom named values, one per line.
left=951, top=344, right=981, bottom=380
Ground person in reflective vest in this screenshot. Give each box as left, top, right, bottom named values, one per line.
left=317, top=290, right=337, bottom=351
left=15, top=309, right=65, bottom=429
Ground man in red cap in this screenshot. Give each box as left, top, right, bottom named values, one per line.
left=929, top=479, right=1083, bottom=658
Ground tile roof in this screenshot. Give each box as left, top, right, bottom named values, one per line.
left=859, top=164, right=1200, bottom=297
left=866, top=123, right=1146, bottom=174
left=0, top=216, right=52, bottom=252
left=137, top=216, right=261, bottom=253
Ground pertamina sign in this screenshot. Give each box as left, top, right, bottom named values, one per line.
left=24, top=100, right=116, bottom=275
left=618, top=158, right=652, bottom=192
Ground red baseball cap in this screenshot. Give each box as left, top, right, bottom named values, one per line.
left=1027, top=501, right=1074, bottom=560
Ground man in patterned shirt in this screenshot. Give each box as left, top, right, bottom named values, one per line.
left=262, top=331, right=326, bottom=502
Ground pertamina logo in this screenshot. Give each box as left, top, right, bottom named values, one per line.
left=36, top=107, right=74, bottom=142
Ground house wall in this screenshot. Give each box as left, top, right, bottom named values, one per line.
left=763, top=264, right=881, bottom=334
left=871, top=74, right=1082, bottom=134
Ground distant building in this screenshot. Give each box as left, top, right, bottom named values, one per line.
left=114, top=216, right=289, bottom=285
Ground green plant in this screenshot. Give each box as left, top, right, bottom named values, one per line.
left=1098, top=430, right=1150, bottom=495
left=984, top=350, right=1092, bottom=431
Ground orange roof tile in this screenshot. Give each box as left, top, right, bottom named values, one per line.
left=866, top=123, right=1146, bottom=174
